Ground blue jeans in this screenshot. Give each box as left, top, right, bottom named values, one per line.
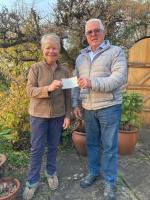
left=83, top=104, right=121, bottom=185
left=26, top=116, right=64, bottom=185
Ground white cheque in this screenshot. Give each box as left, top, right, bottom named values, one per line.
left=62, top=76, right=78, bottom=89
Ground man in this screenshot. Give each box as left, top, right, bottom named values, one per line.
left=72, top=18, right=127, bottom=200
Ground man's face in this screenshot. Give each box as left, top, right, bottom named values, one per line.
left=85, top=22, right=105, bottom=51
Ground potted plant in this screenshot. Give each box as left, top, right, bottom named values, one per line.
left=118, top=91, right=143, bottom=155
left=72, top=118, right=87, bottom=156
left=71, top=91, right=143, bottom=156
left=0, top=177, right=20, bottom=200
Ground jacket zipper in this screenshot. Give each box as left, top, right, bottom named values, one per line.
left=87, top=55, right=93, bottom=110
left=49, top=69, right=54, bottom=117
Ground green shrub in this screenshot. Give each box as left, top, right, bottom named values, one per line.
left=120, top=91, right=143, bottom=131
left=0, top=137, right=29, bottom=169
left=0, top=76, right=30, bottom=148
left=60, top=129, right=72, bottom=147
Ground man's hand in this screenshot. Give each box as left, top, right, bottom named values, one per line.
left=48, top=80, right=62, bottom=91
left=78, top=77, right=91, bottom=89
left=73, top=107, right=82, bottom=118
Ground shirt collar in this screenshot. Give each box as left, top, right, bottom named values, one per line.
left=81, top=40, right=110, bottom=54
left=87, top=41, right=107, bottom=53
left=43, top=60, right=61, bottom=70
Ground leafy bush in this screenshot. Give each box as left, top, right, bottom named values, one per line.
left=60, top=130, right=72, bottom=147
left=120, top=91, right=143, bottom=131
left=0, top=137, right=29, bottom=169
left=0, top=44, right=40, bottom=148
left=0, top=76, right=30, bottom=147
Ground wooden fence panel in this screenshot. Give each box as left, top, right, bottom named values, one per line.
left=127, top=37, right=150, bottom=128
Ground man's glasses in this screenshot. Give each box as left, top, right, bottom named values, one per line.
left=85, top=29, right=102, bottom=36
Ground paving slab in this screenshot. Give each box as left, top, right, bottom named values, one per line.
left=52, top=149, right=134, bottom=200
left=13, top=148, right=134, bottom=200
left=118, top=129, right=150, bottom=200
left=5, top=128, right=150, bottom=200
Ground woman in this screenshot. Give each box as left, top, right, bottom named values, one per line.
left=23, top=33, right=71, bottom=200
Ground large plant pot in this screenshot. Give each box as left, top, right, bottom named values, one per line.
left=118, top=129, right=138, bottom=155
left=72, top=130, right=86, bottom=156
left=0, top=178, right=20, bottom=200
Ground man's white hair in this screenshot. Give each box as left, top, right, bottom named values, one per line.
left=85, top=18, right=105, bottom=32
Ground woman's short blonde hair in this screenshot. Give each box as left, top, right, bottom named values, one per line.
left=41, top=33, right=61, bottom=50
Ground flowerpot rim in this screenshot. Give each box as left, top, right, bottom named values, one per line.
left=0, top=177, right=20, bottom=200
left=72, top=130, right=86, bottom=136
left=119, top=127, right=138, bottom=133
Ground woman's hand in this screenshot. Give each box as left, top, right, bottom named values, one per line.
left=63, top=117, right=70, bottom=129
left=48, top=80, right=62, bottom=91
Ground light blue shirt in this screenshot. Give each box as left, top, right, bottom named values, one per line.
left=88, top=40, right=107, bottom=62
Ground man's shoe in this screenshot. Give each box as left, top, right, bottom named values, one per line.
left=104, top=183, right=116, bottom=200
left=80, top=174, right=99, bottom=188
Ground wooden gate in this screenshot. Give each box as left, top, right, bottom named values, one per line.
left=127, top=37, right=150, bottom=128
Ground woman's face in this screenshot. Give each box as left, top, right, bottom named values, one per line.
left=43, top=43, right=59, bottom=64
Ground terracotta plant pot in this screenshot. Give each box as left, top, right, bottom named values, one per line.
left=0, top=178, right=20, bottom=200
left=72, top=130, right=86, bottom=156
left=118, top=129, right=138, bottom=155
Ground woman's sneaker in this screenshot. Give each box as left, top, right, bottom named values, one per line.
left=23, top=183, right=38, bottom=200
left=47, top=173, right=59, bottom=190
